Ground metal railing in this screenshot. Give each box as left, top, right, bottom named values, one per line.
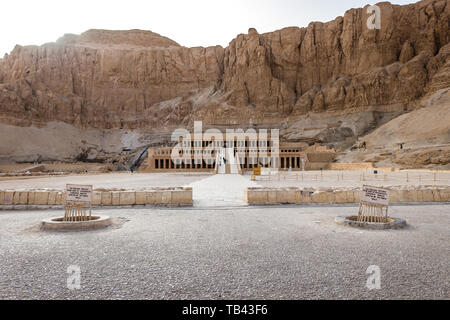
left=251, top=170, right=450, bottom=185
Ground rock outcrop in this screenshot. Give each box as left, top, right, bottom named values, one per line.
left=221, top=0, right=449, bottom=119
left=0, top=0, right=449, bottom=163
left=0, top=30, right=224, bottom=130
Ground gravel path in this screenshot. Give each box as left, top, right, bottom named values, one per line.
left=0, top=204, right=448, bottom=300
left=186, top=174, right=260, bottom=207
left=0, top=172, right=211, bottom=190
left=1, top=171, right=448, bottom=191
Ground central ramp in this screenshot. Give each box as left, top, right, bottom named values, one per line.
left=217, top=148, right=240, bottom=175
left=186, top=174, right=260, bottom=207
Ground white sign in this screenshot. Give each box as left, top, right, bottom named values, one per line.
left=66, top=184, right=93, bottom=203
left=361, top=185, right=390, bottom=206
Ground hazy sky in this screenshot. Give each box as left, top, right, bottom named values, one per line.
left=1, top=0, right=417, bottom=55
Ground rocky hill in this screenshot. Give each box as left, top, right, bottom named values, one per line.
left=0, top=0, right=449, bottom=166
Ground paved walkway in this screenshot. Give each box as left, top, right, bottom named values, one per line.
left=186, top=174, right=260, bottom=207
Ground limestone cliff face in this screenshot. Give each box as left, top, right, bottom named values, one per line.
left=222, top=0, right=449, bottom=117
left=0, top=29, right=224, bottom=129
left=0, top=0, right=449, bottom=162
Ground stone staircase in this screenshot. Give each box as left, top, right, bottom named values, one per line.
left=216, top=148, right=242, bottom=175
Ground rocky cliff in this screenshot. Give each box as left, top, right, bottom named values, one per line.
left=0, top=0, right=449, bottom=164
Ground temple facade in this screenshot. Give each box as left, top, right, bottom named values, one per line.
left=141, top=134, right=336, bottom=173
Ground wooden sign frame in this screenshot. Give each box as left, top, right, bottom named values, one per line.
left=65, top=184, right=93, bottom=222
left=357, top=201, right=389, bottom=223
left=358, top=185, right=390, bottom=223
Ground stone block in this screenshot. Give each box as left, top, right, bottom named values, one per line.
left=431, top=189, right=441, bottom=202
left=92, top=191, right=102, bottom=206
left=136, top=192, right=148, bottom=205
left=120, top=192, right=136, bottom=205
left=171, top=190, right=193, bottom=205
left=285, top=189, right=298, bottom=204
left=47, top=192, right=58, bottom=205
left=111, top=192, right=121, bottom=206
left=256, top=190, right=269, bottom=204
left=27, top=192, right=36, bottom=205
left=12, top=192, right=20, bottom=205
left=389, top=190, right=400, bottom=203
left=276, top=189, right=290, bottom=204
left=246, top=190, right=257, bottom=203
left=148, top=191, right=162, bottom=204
left=55, top=192, right=65, bottom=205
left=329, top=192, right=336, bottom=203
left=311, top=192, right=325, bottom=203
left=183, top=189, right=193, bottom=204
left=346, top=191, right=356, bottom=203
left=334, top=191, right=349, bottom=204
left=439, top=189, right=449, bottom=202
left=415, top=190, right=424, bottom=202
left=294, top=190, right=302, bottom=203
left=13, top=192, right=29, bottom=205
left=421, top=189, right=434, bottom=202
left=18, top=192, right=29, bottom=205
left=312, top=192, right=334, bottom=204
left=267, top=190, right=277, bottom=203
left=2, top=191, right=14, bottom=205
left=408, top=190, right=419, bottom=202
left=353, top=190, right=361, bottom=203
left=161, top=191, right=172, bottom=204
left=34, top=192, right=49, bottom=205
left=299, top=191, right=313, bottom=203
left=399, top=190, right=411, bottom=202
left=102, top=192, right=112, bottom=206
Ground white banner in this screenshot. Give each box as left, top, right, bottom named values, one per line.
left=66, top=184, right=93, bottom=203
left=361, top=185, right=390, bottom=206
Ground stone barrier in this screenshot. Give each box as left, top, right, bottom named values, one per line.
left=0, top=187, right=193, bottom=209
left=329, top=163, right=374, bottom=170
left=245, top=187, right=450, bottom=205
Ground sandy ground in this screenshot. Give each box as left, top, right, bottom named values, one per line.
left=0, top=121, right=148, bottom=164
left=0, top=162, right=107, bottom=174
left=1, top=170, right=449, bottom=192
left=0, top=204, right=448, bottom=300
left=0, top=172, right=212, bottom=191
left=251, top=170, right=450, bottom=189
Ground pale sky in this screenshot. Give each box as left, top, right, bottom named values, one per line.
left=1, top=0, right=417, bottom=55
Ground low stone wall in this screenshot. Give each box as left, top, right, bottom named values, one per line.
left=0, top=188, right=193, bottom=209
left=329, top=163, right=374, bottom=170
left=245, top=187, right=450, bottom=205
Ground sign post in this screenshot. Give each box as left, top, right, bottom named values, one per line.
left=358, top=185, right=390, bottom=223
left=65, top=184, right=93, bottom=221
left=252, top=167, right=261, bottom=180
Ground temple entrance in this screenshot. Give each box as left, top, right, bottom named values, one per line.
left=216, top=148, right=240, bottom=175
